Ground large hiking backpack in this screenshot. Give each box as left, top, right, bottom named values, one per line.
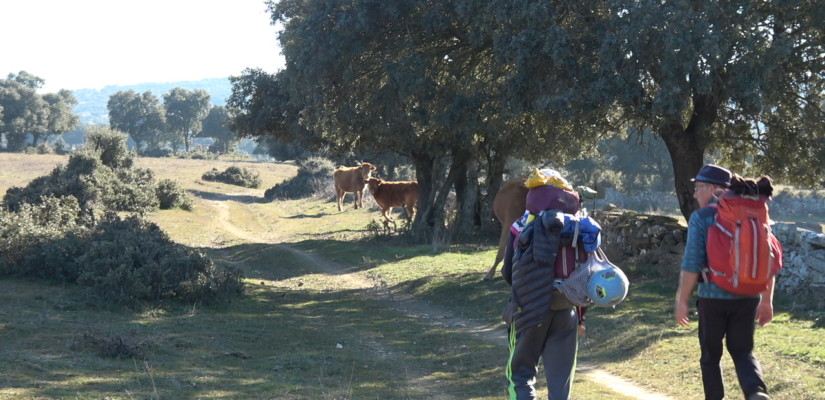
left=705, top=194, right=783, bottom=295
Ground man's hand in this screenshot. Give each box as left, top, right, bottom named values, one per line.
left=674, top=300, right=691, bottom=326
left=674, top=271, right=699, bottom=326
left=756, top=300, right=774, bottom=327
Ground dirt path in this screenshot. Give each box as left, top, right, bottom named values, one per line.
left=209, top=196, right=678, bottom=400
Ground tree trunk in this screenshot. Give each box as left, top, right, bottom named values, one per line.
left=411, top=150, right=470, bottom=244
left=7, top=132, right=28, bottom=152
left=410, top=152, right=436, bottom=242
left=661, top=91, right=722, bottom=220
left=485, top=150, right=507, bottom=223
left=454, top=156, right=479, bottom=237
left=31, top=132, right=43, bottom=147
left=429, top=151, right=471, bottom=243
left=660, top=121, right=705, bottom=220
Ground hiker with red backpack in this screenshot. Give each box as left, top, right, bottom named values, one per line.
left=674, top=164, right=783, bottom=400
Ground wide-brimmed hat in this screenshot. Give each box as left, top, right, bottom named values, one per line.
left=692, top=164, right=732, bottom=187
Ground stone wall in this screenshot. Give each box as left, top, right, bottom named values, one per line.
left=590, top=206, right=824, bottom=308
left=772, top=224, right=825, bottom=309
left=590, top=206, right=686, bottom=263
left=601, top=188, right=825, bottom=232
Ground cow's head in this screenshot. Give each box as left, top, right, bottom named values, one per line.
left=364, top=177, right=382, bottom=191
left=359, top=162, right=376, bottom=179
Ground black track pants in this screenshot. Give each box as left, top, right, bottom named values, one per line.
left=697, top=297, right=768, bottom=400
left=506, top=307, right=578, bottom=400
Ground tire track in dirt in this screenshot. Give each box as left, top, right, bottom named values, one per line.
left=210, top=197, right=678, bottom=400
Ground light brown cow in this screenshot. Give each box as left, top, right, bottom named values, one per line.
left=364, top=177, right=419, bottom=231
left=333, top=162, right=377, bottom=211
left=484, top=177, right=528, bottom=280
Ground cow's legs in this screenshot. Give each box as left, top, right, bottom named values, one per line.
left=404, top=205, right=416, bottom=223
left=381, top=209, right=397, bottom=232
left=336, top=188, right=345, bottom=211
left=483, top=225, right=510, bottom=280
left=354, top=190, right=362, bottom=209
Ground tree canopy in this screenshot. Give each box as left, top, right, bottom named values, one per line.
left=233, top=0, right=825, bottom=234
left=0, top=71, right=79, bottom=151
left=197, top=105, right=238, bottom=153
left=163, top=88, right=211, bottom=152
left=582, top=0, right=825, bottom=216
left=261, top=0, right=615, bottom=239
left=107, top=90, right=167, bottom=152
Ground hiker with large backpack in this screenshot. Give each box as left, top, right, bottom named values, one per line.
left=501, top=169, right=628, bottom=400
left=674, top=164, right=782, bottom=400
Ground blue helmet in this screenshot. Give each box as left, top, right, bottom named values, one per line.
left=587, top=265, right=629, bottom=307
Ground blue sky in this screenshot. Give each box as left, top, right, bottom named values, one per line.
left=1, top=0, right=285, bottom=92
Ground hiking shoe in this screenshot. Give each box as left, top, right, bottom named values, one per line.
left=748, top=392, right=770, bottom=400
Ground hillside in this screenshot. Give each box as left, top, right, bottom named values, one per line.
left=72, top=77, right=233, bottom=124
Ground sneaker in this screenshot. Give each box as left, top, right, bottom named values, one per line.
left=748, top=392, right=771, bottom=400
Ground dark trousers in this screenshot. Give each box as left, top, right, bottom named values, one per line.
left=697, top=297, right=767, bottom=400
left=506, top=307, right=578, bottom=400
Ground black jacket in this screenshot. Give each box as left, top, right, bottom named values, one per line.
left=504, top=210, right=566, bottom=333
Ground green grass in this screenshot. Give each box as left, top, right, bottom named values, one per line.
left=0, top=153, right=823, bottom=400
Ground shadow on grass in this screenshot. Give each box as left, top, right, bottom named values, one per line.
left=0, top=277, right=506, bottom=399
left=285, top=212, right=335, bottom=219
left=188, top=188, right=266, bottom=204
left=775, top=292, right=825, bottom=328
left=204, top=238, right=466, bottom=282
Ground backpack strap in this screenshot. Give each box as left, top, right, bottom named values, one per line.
left=572, top=216, right=580, bottom=249
left=700, top=204, right=719, bottom=283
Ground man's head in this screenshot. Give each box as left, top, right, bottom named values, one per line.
left=692, top=164, right=732, bottom=187
left=692, top=164, right=731, bottom=207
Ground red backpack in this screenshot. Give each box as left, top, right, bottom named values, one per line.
left=705, top=193, right=783, bottom=295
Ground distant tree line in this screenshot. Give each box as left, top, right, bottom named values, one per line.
left=1, top=71, right=238, bottom=156
left=107, top=88, right=239, bottom=155
left=72, top=78, right=233, bottom=125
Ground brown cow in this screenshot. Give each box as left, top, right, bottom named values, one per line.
left=484, top=177, right=528, bottom=280
left=364, top=177, right=419, bottom=231
left=333, top=162, right=376, bottom=211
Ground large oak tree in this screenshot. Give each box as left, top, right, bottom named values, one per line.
left=163, top=88, right=211, bottom=153
left=0, top=72, right=77, bottom=151
left=107, top=90, right=167, bottom=152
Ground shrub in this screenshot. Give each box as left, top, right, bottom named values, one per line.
left=52, top=137, right=70, bottom=155
left=201, top=165, right=262, bottom=188
left=84, top=127, right=135, bottom=169
left=140, top=147, right=174, bottom=158
left=74, top=215, right=244, bottom=308
left=2, top=145, right=158, bottom=216
left=18, top=234, right=88, bottom=282
left=34, top=142, right=55, bottom=154
left=0, top=211, right=243, bottom=308
left=0, top=196, right=88, bottom=280
left=264, top=157, right=336, bottom=200
left=71, top=328, right=153, bottom=359
left=156, top=179, right=195, bottom=211
left=178, top=147, right=218, bottom=160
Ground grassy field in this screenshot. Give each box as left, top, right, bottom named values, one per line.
left=0, top=153, right=823, bottom=400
